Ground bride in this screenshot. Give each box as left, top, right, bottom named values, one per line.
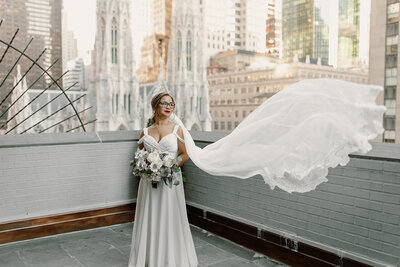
left=129, top=78, right=386, bottom=266
left=128, top=92, right=198, bottom=267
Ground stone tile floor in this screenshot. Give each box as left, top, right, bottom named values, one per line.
left=0, top=223, right=289, bottom=267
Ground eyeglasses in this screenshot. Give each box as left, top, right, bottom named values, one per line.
left=160, top=101, right=175, bottom=108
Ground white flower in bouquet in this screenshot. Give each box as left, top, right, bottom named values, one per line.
left=136, top=159, right=147, bottom=171
left=135, top=149, right=148, bottom=160
left=149, top=158, right=163, bottom=173
left=163, top=154, right=175, bottom=168
left=147, top=151, right=160, bottom=163
left=150, top=171, right=162, bottom=182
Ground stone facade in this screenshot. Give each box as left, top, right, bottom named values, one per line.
left=89, top=0, right=141, bottom=131
left=208, top=51, right=368, bottom=132
left=166, top=0, right=211, bottom=131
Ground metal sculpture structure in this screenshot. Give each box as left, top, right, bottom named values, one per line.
left=0, top=20, right=96, bottom=134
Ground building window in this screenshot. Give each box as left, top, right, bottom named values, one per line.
left=123, top=23, right=129, bottom=65
left=116, top=93, right=119, bottom=112
left=112, top=94, right=115, bottom=114
left=384, top=131, right=396, bottom=142
left=111, top=19, right=118, bottom=64
left=101, top=18, right=105, bottom=46
left=387, top=3, right=400, bottom=23
left=235, top=121, right=239, bottom=128
left=386, top=35, right=398, bottom=55
left=235, top=110, right=238, bottom=118
left=221, top=111, right=224, bottom=118
left=385, top=99, right=396, bottom=116
left=385, top=86, right=396, bottom=99
left=242, top=110, right=246, bottom=117
left=386, top=68, right=398, bottom=86
left=386, top=54, right=398, bottom=68
left=186, top=31, right=192, bottom=71
left=387, top=22, right=399, bottom=36
left=221, top=121, right=225, bottom=130
left=178, top=31, right=182, bottom=69
left=228, top=121, right=232, bottom=130
left=214, top=121, right=218, bottom=130
left=199, top=97, right=202, bottom=114
left=128, top=94, right=131, bottom=114
left=384, top=116, right=396, bottom=130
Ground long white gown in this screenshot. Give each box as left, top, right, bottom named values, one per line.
left=128, top=124, right=198, bottom=267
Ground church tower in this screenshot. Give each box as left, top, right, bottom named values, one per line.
left=89, top=0, right=140, bottom=131
left=167, top=0, right=211, bottom=131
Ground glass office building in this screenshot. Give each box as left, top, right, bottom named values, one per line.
left=0, top=0, right=63, bottom=126
left=338, top=0, right=361, bottom=67
left=282, top=0, right=330, bottom=65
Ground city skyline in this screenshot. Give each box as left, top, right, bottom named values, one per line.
left=64, top=0, right=372, bottom=69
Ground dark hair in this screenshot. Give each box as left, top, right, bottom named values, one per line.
left=149, top=92, right=175, bottom=126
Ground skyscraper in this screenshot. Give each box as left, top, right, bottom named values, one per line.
left=282, top=0, right=331, bottom=65
left=266, top=0, right=282, bottom=56
left=0, top=0, right=63, bottom=128
left=282, top=0, right=370, bottom=68
left=233, top=0, right=267, bottom=53
left=62, top=8, right=78, bottom=73
left=369, top=0, right=399, bottom=143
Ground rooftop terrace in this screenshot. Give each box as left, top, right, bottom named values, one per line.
left=0, top=131, right=399, bottom=267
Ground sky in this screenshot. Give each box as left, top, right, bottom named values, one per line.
left=63, top=0, right=96, bottom=62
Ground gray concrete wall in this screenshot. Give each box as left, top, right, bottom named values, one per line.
left=0, top=131, right=399, bottom=266
left=0, top=131, right=140, bottom=223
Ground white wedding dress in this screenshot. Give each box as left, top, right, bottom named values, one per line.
left=128, top=124, right=198, bottom=267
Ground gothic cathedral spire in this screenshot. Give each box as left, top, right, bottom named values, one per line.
left=89, top=0, right=141, bottom=131
left=167, top=0, right=211, bottom=131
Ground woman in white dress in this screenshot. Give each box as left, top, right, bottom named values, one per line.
left=128, top=93, right=198, bottom=267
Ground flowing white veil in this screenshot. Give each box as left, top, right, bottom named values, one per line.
left=168, top=79, right=386, bottom=193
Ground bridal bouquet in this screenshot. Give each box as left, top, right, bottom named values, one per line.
left=130, top=148, right=181, bottom=188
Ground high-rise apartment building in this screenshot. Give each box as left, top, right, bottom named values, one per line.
left=0, top=0, right=63, bottom=128
left=192, top=0, right=268, bottom=64
left=232, top=0, right=267, bottom=53
left=203, top=0, right=234, bottom=61
left=369, top=0, right=399, bottom=143
left=63, top=58, right=87, bottom=91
